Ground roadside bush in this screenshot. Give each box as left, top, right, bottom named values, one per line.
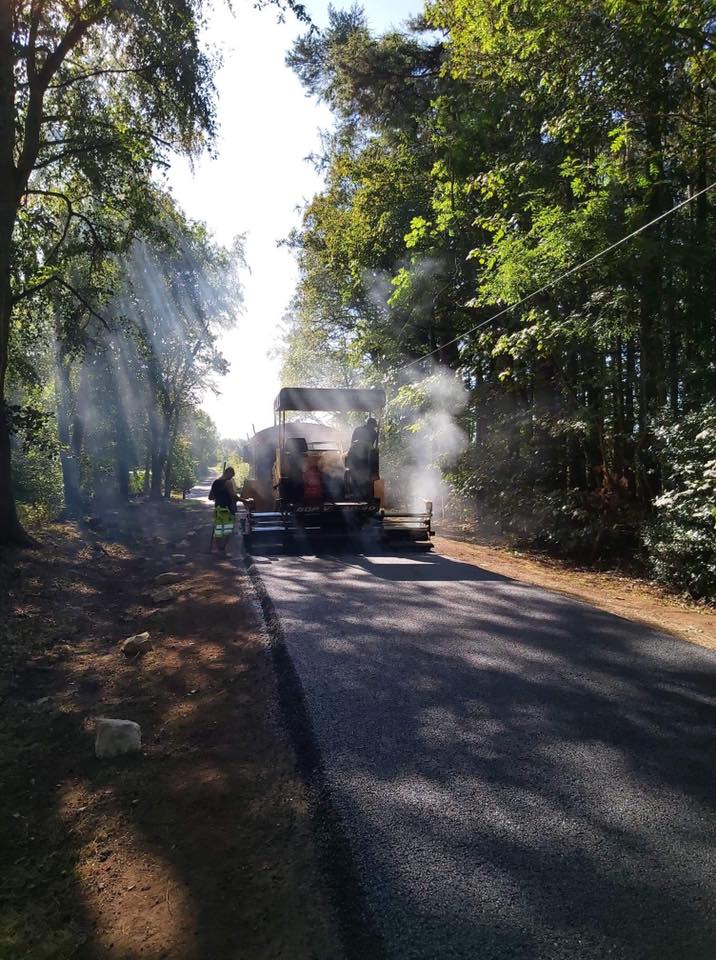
left=510, top=486, right=639, bottom=559
left=11, top=401, right=64, bottom=527
left=129, top=469, right=147, bottom=495
left=446, top=445, right=640, bottom=559
left=167, top=437, right=197, bottom=495
left=210, top=458, right=249, bottom=483
left=13, top=445, right=64, bottom=526
left=643, top=406, right=716, bottom=601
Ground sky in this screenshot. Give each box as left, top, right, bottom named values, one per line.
left=167, top=0, right=422, bottom=439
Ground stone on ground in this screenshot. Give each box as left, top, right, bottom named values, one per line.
left=147, top=586, right=174, bottom=603
left=155, top=571, right=184, bottom=585
left=147, top=583, right=189, bottom=603
left=95, top=718, right=141, bottom=758
left=121, top=632, right=153, bottom=657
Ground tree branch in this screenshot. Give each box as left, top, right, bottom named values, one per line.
left=49, top=64, right=157, bottom=89
left=12, top=272, right=60, bottom=303
left=57, top=278, right=111, bottom=330
left=16, top=2, right=110, bottom=185
left=32, top=125, right=175, bottom=169
left=12, top=270, right=110, bottom=332
left=24, top=187, right=107, bottom=261
left=31, top=140, right=119, bottom=169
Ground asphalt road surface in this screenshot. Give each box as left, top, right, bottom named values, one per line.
left=250, top=541, right=716, bottom=960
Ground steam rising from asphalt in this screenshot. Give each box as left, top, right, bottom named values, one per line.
left=360, top=254, right=470, bottom=514
left=390, top=366, right=468, bottom=512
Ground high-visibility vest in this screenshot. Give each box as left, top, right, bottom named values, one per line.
left=213, top=506, right=235, bottom=539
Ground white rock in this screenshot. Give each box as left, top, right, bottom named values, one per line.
left=121, top=632, right=153, bottom=657
left=155, top=571, right=184, bottom=585
left=95, top=718, right=141, bottom=759
left=147, top=586, right=173, bottom=603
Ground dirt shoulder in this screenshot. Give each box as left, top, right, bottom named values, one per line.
left=434, top=534, right=715, bottom=651
left=0, top=500, right=344, bottom=960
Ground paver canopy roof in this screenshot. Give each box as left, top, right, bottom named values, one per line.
left=274, top=387, right=386, bottom=413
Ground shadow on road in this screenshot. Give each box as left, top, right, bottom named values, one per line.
left=257, top=547, right=716, bottom=959
left=251, top=539, right=510, bottom=581
left=349, top=551, right=511, bottom=583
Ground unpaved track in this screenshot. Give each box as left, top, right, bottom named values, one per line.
left=250, top=544, right=716, bottom=960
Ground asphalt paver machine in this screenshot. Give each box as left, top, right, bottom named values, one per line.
left=241, top=386, right=433, bottom=549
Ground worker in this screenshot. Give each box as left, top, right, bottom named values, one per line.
left=209, top=466, right=240, bottom=552
left=351, top=416, right=378, bottom=447
left=209, top=466, right=239, bottom=514
left=347, top=418, right=379, bottom=500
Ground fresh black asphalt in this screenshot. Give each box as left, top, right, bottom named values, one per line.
left=250, top=544, right=716, bottom=960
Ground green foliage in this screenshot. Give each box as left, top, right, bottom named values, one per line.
left=4, top=403, right=57, bottom=451
left=283, top=1, right=716, bottom=597
left=129, top=469, right=148, bottom=495
left=167, top=436, right=197, bottom=494
left=2, top=0, right=304, bottom=539
left=187, top=408, right=221, bottom=474
left=215, top=438, right=250, bottom=482
left=8, top=186, right=238, bottom=512
left=13, top=433, right=65, bottom=528
left=643, top=407, right=716, bottom=600
left=9, top=377, right=64, bottom=525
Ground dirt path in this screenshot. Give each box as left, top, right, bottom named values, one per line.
left=434, top=534, right=716, bottom=650
left=0, top=500, right=344, bottom=960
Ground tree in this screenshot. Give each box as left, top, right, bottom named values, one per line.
left=117, top=197, right=242, bottom=498
left=186, top=407, right=220, bottom=475
left=284, top=3, right=716, bottom=594
left=0, top=0, right=219, bottom=543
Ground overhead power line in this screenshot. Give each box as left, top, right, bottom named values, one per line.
left=399, top=179, right=716, bottom=374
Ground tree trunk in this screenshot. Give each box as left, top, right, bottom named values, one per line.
left=0, top=3, right=31, bottom=545
left=103, top=352, right=133, bottom=500
left=116, top=433, right=131, bottom=501
left=0, top=237, right=29, bottom=542
left=0, top=261, right=26, bottom=545
left=0, top=137, right=22, bottom=539
left=70, top=360, right=89, bottom=483
left=667, top=299, right=680, bottom=418
left=150, top=448, right=166, bottom=499
left=686, top=120, right=711, bottom=406
left=148, top=408, right=168, bottom=500
left=163, top=454, right=172, bottom=500
left=636, top=101, right=667, bottom=501
left=54, top=350, right=83, bottom=515
left=613, top=338, right=626, bottom=478
left=162, top=415, right=181, bottom=500
left=582, top=345, right=606, bottom=487
left=565, top=351, right=586, bottom=490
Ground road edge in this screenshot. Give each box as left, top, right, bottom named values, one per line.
left=434, top=534, right=716, bottom=650
left=243, top=552, right=387, bottom=960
